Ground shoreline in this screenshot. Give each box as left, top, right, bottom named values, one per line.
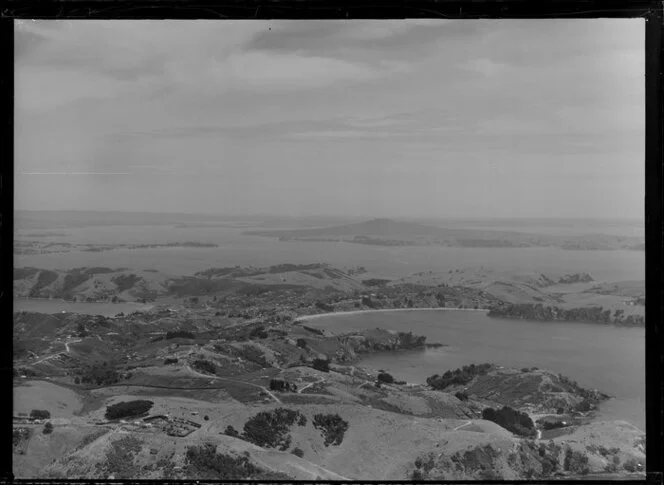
left=295, top=307, right=489, bottom=322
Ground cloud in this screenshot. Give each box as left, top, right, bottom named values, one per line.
left=223, top=51, right=381, bottom=89
left=464, top=58, right=509, bottom=77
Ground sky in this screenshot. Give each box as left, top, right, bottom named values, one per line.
left=14, top=19, right=644, bottom=219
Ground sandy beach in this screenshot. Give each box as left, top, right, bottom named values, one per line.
left=295, top=307, right=489, bottom=322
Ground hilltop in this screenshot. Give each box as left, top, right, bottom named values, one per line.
left=13, top=263, right=645, bottom=479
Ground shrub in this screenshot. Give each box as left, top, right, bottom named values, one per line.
left=312, top=413, right=349, bottom=447
left=105, top=400, right=153, bottom=421
left=43, top=422, right=54, bottom=434
left=312, top=359, right=330, bottom=373
left=204, top=415, right=209, bottom=421
left=455, top=391, right=469, bottom=401
left=224, top=425, right=239, bottom=437
left=296, top=338, right=307, bottom=348
left=164, top=358, right=179, bottom=365
left=377, top=372, right=395, bottom=384
left=291, top=447, right=305, bottom=458
left=30, top=409, right=51, bottom=420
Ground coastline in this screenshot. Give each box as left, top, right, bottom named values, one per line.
left=295, top=307, right=489, bottom=322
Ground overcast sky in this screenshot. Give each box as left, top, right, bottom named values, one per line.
left=15, top=19, right=644, bottom=219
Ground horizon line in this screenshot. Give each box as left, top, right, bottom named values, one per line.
left=13, top=208, right=644, bottom=222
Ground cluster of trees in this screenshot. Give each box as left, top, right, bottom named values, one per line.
left=312, top=413, right=349, bottom=447
left=242, top=408, right=307, bottom=451
left=104, top=400, right=154, bottom=420
left=482, top=406, right=536, bottom=437
left=43, top=422, right=54, bottom=434
left=166, top=330, right=196, bottom=340
left=397, top=331, right=427, bottom=349
left=362, top=279, right=391, bottom=287
left=426, top=363, right=493, bottom=391
left=269, top=379, right=298, bottom=392
left=267, top=263, right=324, bottom=274
left=30, top=409, right=51, bottom=420
left=312, top=359, right=330, bottom=373
left=488, top=304, right=644, bottom=327
left=377, top=372, right=395, bottom=384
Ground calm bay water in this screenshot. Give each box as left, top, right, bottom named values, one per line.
left=306, top=310, right=645, bottom=430
left=13, top=299, right=154, bottom=317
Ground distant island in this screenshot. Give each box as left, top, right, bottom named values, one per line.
left=244, top=218, right=644, bottom=251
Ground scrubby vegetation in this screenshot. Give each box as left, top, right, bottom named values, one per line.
left=185, top=443, right=291, bottom=480
left=312, top=413, right=349, bottom=447
left=482, top=406, right=536, bottom=437
left=12, top=427, right=32, bottom=452
left=97, top=435, right=143, bottom=479
left=242, top=408, right=307, bottom=450
left=563, top=446, right=590, bottom=475
left=362, top=279, right=391, bottom=287
left=291, top=447, right=305, bottom=458
left=426, top=363, right=492, bottom=390
left=14, top=267, right=40, bottom=280
left=163, top=357, right=179, bottom=365
left=28, top=270, right=59, bottom=297
left=224, top=425, right=240, bottom=437
left=191, top=359, right=217, bottom=374
left=249, top=327, right=269, bottom=339
left=104, top=400, right=154, bottom=421
left=43, top=422, right=54, bottom=434
left=78, top=362, right=120, bottom=386
left=112, top=274, right=142, bottom=292
left=489, top=303, right=644, bottom=326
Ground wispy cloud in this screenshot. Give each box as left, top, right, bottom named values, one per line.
left=20, top=171, right=132, bottom=175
